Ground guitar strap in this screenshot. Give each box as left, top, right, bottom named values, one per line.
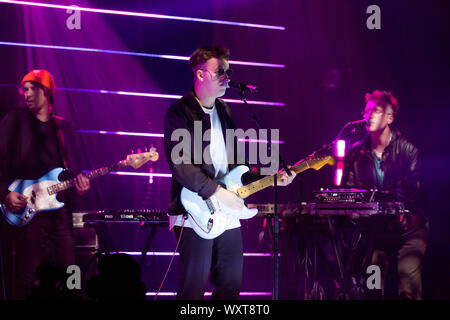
left=50, top=115, right=79, bottom=218
left=52, top=115, right=69, bottom=171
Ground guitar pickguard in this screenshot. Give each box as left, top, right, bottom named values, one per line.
left=22, top=180, right=63, bottom=212
left=1, top=168, right=64, bottom=227
left=181, top=165, right=258, bottom=239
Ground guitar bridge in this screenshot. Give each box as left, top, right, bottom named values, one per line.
left=207, top=218, right=213, bottom=232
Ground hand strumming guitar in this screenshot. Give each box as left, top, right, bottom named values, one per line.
left=213, top=186, right=244, bottom=211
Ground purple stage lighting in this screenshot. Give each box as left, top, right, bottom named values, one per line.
left=0, top=41, right=285, bottom=68
left=81, top=170, right=172, bottom=178
left=336, top=139, right=346, bottom=158
left=146, top=291, right=273, bottom=296
left=0, top=1, right=286, bottom=30
left=55, top=87, right=285, bottom=107
left=110, top=251, right=277, bottom=257
left=76, top=129, right=284, bottom=144
left=110, top=172, right=172, bottom=178
left=76, top=129, right=164, bottom=138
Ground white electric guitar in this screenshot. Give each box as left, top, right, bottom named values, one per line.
left=0, top=148, right=159, bottom=227
left=180, top=156, right=335, bottom=239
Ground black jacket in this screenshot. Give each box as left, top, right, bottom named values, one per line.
left=342, top=130, right=425, bottom=218
left=164, top=90, right=259, bottom=216
left=0, top=107, right=81, bottom=204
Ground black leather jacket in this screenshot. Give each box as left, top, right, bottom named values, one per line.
left=342, top=130, right=426, bottom=218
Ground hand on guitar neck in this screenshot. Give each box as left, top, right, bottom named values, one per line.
left=181, top=157, right=334, bottom=239
left=277, top=165, right=296, bottom=186
left=1, top=148, right=159, bottom=227
left=212, top=165, right=296, bottom=212
left=74, top=173, right=90, bottom=195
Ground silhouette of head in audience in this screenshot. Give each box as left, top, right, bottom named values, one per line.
left=86, top=253, right=147, bottom=300
left=26, top=260, right=80, bottom=300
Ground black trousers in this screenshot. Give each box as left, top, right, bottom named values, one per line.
left=0, top=211, right=75, bottom=300
left=173, top=226, right=243, bottom=300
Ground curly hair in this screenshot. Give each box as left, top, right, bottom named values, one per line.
left=189, top=45, right=230, bottom=71
left=365, top=90, right=399, bottom=115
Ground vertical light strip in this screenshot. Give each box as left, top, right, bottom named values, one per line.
left=335, top=139, right=346, bottom=186
left=336, top=140, right=346, bottom=158
left=335, top=166, right=343, bottom=186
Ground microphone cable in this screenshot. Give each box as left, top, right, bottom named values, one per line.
left=153, top=219, right=185, bottom=300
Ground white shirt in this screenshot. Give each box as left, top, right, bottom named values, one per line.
left=169, top=103, right=240, bottom=231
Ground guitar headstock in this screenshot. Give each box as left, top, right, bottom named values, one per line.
left=125, top=147, right=159, bottom=169
left=308, top=155, right=336, bottom=170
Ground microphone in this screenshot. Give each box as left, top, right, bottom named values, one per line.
left=228, top=80, right=258, bottom=93
left=348, top=119, right=369, bottom=126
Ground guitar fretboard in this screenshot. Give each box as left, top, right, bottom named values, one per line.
left=47, top=162, right=126, bottom=195
left=236, top=158, right=321, bottom=199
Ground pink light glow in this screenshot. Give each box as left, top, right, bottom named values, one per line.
left=336, top=139, right=346, bottom=158
left=76, top=130, right=284, bottom=143
left=223, top=98, right=285, bottom=107
left=335, top=168, right=343, bottom=186
left=111, top=172, right=172, bottom=178
left=82, top=170, right=173, bottom=178
left=0, top=84, right=285, bottom=107
left=149, top=167, right=154, bottom=184
left=0, top=41, right=285, bottom=68
left=78, top=129, right=164, bottom=138
left=58, top=87, right=285, bottom=107
left=238, top=138, right=284, bottom=144
left=0, top=1, right=285, bottom=30
left=146, top=291, right=272, bottom=296
left=109, top=251, right=276, bottom=257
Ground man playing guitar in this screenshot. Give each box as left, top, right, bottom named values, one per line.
left=0, top=69, right=90, bottom=299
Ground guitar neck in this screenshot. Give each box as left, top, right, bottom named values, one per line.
left=48, top=161, right=126, bottom=194
left=236, top=159, right=314, bottom=199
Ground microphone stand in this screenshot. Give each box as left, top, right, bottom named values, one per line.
left=307, top=120, right=366, bottom=299
left=310, top=120, right=365, bottom=157
left=237, top=88, right=292, bottom=300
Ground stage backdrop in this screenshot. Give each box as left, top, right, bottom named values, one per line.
left=0, top=0, right=449, bottom=299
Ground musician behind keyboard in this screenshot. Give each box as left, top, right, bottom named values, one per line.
left=342, top=90, right=429, bottom=300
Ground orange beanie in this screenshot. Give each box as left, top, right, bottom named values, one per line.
left=21, top=69, right=55, bottom=95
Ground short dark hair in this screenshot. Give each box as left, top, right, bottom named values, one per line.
left=365, top=90, right=399, bottom=115
left=189, top=45, right=230, bottom=71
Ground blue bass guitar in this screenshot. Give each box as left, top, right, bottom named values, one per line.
left=0, top=149, right=158, bottom=227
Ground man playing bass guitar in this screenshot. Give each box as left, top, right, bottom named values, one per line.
left=0, top=69, right=90, bottom=299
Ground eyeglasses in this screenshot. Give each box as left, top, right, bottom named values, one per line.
left=201, top=67, right=233, bottom=79
left=361, top=109, right=393, bottom=117
left=216, top=68, right=233, bottom=78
